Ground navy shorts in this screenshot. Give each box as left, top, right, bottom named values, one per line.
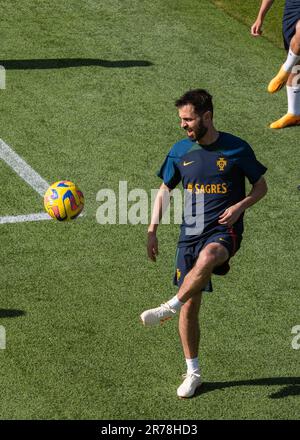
left=173, top=229, right=242, bottom=292
left=282, top=3, right=300, bottom=50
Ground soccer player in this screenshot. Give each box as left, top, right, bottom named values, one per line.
left=140, top=89, right=268, bottom=398
left=251, top=0, right=300, bottom=128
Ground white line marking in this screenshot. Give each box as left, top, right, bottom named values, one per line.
left=0, top=212, right=51, bottom=224
left=0, top=139, right=49, bottom=196
left=0, top=212, right=85, bottom=224
left=0, top=139, right=85, bottom=225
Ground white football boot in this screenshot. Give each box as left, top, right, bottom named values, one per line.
left=140, top=303, right=176, bottom=326
left=177, top=372, right=202, bottom=398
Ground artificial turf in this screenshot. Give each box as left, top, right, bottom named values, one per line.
left=0, top=0, right=299, bottom=419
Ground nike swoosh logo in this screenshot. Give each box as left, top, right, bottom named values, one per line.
left=219, top=238, right=229, bottom=243
left=183, top=161, right=195, bottom=166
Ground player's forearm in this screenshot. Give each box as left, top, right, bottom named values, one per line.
left=237, top=177, right=268, bottom=212
left=148, top=184, right=171, bottom=233
left=256, top=0, right=275, bottom=21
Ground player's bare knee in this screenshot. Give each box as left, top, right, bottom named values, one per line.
left=195, top=251, right=216, bottom=271
left=196, top=245, right=225, bottom=271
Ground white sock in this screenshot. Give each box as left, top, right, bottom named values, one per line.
left=186, top=357, right=200, bottom=375
left=167, top=294, right=184, bottom=311
left=287, top=85, right=300, bottom=115
left=283, top=49, right=300, bottom=72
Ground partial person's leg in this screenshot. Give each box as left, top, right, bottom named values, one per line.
left=140, top=242, right=228, bottom=326
left=176, top=243, right=228, bottom=303
left=177, top=293, right=203, bottom=398
left=270, top=59, right=300, bottom=128
left=268, top=20, right=300, bottom=94
left=140, top=243, right=230, bottom=398
left=176, top=244, right=228, bottom=398
left=270, top=21, right=300, bottom=128
left=179, top=293, right=202, bottom=361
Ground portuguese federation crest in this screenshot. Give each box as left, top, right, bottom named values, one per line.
left=217, top=157, right=227, bottom=171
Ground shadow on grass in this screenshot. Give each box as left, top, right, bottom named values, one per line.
left=194, top=377, right=300, bottom=399
left=0, top=58, right=153, bottom=70
left=0, top=309, right=26, bottom=318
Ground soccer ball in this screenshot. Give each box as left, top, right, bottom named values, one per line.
left=44, top=180, right=84, bottom=221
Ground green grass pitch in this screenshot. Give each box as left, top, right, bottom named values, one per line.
left=0, top=0, right=299, bottom=419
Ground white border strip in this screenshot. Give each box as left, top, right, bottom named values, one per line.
left=0, top=139, right=49, bottom=196
left=0, top=213, right=51, bottom=224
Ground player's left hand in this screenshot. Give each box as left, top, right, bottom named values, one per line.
left=218, top=205, right=244, bottom=227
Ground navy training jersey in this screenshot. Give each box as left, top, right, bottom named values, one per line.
left=157, top=132, right=267, bottom=247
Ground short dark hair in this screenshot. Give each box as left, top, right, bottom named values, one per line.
left=175, top=89, right=213, bottom=117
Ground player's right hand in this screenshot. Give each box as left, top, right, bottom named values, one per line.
left=147, top=231, right=159, bottom=262
left=251, top=19, right=263, bottom=36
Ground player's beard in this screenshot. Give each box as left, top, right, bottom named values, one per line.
left=186, top=118, right=208, bottom=141
left=194, top=118, right=208, bottom=141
